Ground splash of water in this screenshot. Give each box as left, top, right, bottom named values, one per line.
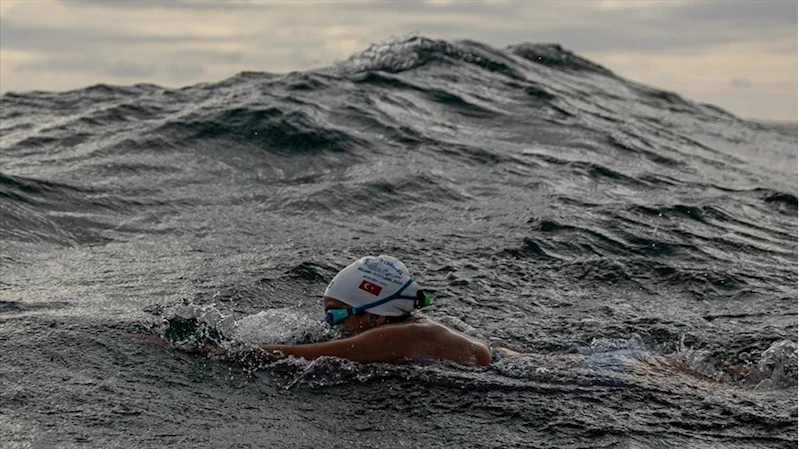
left=160, top=303, right=337, bottom=348
left=334, top=33, right=473, bottom=74
left=231, top=309, right=336, bottom=345
left=754, top=340, right=797, bottom=389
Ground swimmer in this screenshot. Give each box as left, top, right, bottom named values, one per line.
left=185, top=255, right=516, bottom=367
left=140, top=255, right=779, bottom=383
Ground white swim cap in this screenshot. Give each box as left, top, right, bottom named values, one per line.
left=324, top=255, right=421, bottom=317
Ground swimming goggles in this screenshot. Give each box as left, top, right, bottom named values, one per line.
left=324, top=278, right=432, bottom=326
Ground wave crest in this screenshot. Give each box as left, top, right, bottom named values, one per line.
left=335, top=34, right=524, bottom=80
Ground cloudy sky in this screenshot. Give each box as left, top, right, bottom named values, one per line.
left=1, top=0, right=796, bottom=121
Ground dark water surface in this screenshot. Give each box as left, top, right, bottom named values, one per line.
left=1, top=35, right=797, bottom=448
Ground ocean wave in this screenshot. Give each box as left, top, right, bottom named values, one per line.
left=1, top=37, right=796, bottom=445
left=335, top=33, right=524, bottom=80
left=158, top=106, right=364, bottom=155
left=0, top=173, right=116, bottom=246
left=507, top=42, right=615, bottom=76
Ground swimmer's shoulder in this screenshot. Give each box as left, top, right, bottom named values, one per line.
left=362, top=316, right=446, bottom=338
left=380, top=316, right=474, bottom=340
left=362, top=316, right=493, bottom=366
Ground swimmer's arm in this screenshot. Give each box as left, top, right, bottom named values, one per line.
left=255, top=325, right=425, bottom=364
left=138, top=325, right=491, bottom=366
left=164, top=330, right=418, bottom=366
left=258, top=324, right=492, bottom=366
left=133, top=332, right=378, bottom=365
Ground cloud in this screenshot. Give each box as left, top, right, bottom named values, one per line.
left=167, top=64, right=206, bottom=79
left=732, top=78, right=752, bottom=88
left=675, top=0, right=797, bottom=27
left=0, top=0, right=795, bottom=120
left=12, top=56, right=199, bottom=83
left=4, top=1, right=793, bottom=58
left=105, top=61, right=157, bottom=78
left=61, top=0, right=277, bottom=11
left=15, top=57, right=95, bottom=73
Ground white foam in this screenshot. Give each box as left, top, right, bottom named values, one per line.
left=163, top=303, right=337, bottom=345
left=230, top=308, right=336, bottom=345
left=334, top=33, right=459, bottom=75
left=580, top=334, right=648, bottom=355
left=754, top=339, right=797, bottom=389
left=166, top=302, right=236, bottom=336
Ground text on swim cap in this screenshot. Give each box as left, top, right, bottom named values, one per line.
left=364, top=258, right=404, bottom=279
left=357, top=266, right=403, bottom=285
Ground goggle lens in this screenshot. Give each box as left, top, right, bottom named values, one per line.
left=324, top=308, right=351, bottom=326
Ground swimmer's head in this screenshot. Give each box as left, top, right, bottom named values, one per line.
left=323, top=255, right=430, bottom=327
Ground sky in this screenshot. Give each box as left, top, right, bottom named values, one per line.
left=0, top=0, right=796, bottom=122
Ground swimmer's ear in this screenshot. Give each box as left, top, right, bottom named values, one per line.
left=369, top=315, right=389, bottom=326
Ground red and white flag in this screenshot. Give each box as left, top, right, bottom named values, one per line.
left=358, top=280, right=383, bottom=296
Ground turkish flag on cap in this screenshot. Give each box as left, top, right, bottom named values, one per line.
left=358, top=280, right=383, bottom=296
